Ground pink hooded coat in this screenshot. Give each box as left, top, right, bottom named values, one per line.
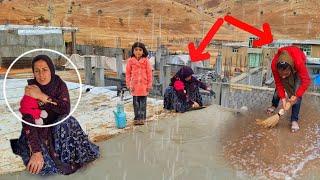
left=126, top=57, right=153, bottom=96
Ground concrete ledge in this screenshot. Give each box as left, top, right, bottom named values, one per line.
left=230, top=67, right=262, bottom=84
left=248, top=48, right=263, bottom=54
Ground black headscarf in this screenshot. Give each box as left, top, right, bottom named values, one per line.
left=28, top=55, right=63, bottom=97
left=170, top=66, right=194, bottom=86
left=176, top=66, right=194, bottom=80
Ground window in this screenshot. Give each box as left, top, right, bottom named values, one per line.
left=300, top=44, right=311, bottom=56
left=248, top=53, right=262, bottom=68
left=248, top=37, right=257, bottom=48
left=232, top=48, right=238, bottom=53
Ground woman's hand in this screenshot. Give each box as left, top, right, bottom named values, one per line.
left=206, top=87, right=215, bottom=97
left=25, top=85, right=48, bottom=102
left=24, top=86, right=32, bottom=96
left=192, top=101, right=200, bottom=108
left=289, top=95, right=298, bottom=104
left=27, top=152, right=44, bottom=174
left=25, top=85, right=42, bottom=99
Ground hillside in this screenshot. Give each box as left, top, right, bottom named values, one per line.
left=0, top=0, right=320, bottom=52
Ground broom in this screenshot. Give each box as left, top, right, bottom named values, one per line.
left=256, top=102, right=292, bottom=128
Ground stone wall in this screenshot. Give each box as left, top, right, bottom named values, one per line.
left=211, top=82, right=320, bottom=110
left=75, top=45, right=130, bottom=58
left=230, top=67, right=263, bottom=86
left=0, top=30, right=65, bottom=68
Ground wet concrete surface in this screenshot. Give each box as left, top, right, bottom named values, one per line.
left=1, top=105, right=244, bottom=180
left=222, top=96, right=320, bottom=179
left=1, top=97, right=320, bottom=179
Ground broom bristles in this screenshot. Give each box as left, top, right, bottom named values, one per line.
left=256, top=114, right=280, bottom=128
left=256, top=102, right=292, bottom=128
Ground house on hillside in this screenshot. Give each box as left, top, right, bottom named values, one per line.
left=220, top=37, right=320, bottom=90
left=220, top=37, right=277, bottom=77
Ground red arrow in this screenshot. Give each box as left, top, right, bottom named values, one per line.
left=188, top=18, right=224, bottom=62
left=224, top=15, right=273, bottom=47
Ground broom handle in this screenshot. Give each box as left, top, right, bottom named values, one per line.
left=277, top=102, right=293, bottom=117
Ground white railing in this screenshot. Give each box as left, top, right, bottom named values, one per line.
left=307, top=57, right=320, bottom=64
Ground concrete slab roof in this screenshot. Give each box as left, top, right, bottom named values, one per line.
left=0, top=24, right=79, bottom=33
left=222, top=41, right=248, bottom=47
left=273, top=39, right=320, bottom=45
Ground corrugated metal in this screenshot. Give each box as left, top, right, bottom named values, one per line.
left=18, top=29, right=62, bottom=35
left=0, top=24, right=78, bottom=32
left=274, top=39, right=320, bottom=45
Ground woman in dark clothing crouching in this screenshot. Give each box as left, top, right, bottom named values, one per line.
left=11, top=55, right=99, bottom=175
left=163, top=66, right=214, bottom=113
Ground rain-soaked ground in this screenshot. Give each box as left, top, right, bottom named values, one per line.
left=1, top=97, right=320, bottom=180
left=222, top=95, right=320, bottom=179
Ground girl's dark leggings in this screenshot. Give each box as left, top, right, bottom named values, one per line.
left=133, top=96, right=147, bottom=120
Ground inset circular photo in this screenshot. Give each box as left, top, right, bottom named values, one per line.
left=2, top=48, right=82, bottom=128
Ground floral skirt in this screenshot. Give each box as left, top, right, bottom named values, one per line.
left=11, top=116, right=100, bottom=175
left=163, top=86, right=203, bottom=113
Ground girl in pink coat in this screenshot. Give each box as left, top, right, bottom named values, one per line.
left=126, top=42, right=153, bottom=125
